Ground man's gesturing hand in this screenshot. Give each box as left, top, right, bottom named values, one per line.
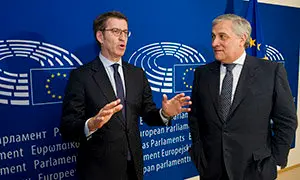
left=88, top=99, right=123, bottom=131
left=162, top=93, right=191, bottom=118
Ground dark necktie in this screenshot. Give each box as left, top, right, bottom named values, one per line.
left=112, top=63, right=131, bottom=160
left=219, top=64, right=236, bottom=121
left=112, top=63, right=125, bottom=120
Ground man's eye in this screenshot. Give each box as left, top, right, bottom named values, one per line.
left=220, top=35, right=227, bottom=40
left=112, top=29, right=119, bottom=33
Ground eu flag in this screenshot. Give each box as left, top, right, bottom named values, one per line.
left=174, top=64, right=202, bottom=93
left=245, top=0, right=266, bottom=59
left=30, top=67, right=75, bottom=105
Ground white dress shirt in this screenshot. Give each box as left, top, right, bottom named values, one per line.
left=100, top=53, right=126, bottom=96
left=219, top=51, right=246, bottom=103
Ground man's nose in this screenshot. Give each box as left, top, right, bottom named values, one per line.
left=212, top=38, right=219, bottom=47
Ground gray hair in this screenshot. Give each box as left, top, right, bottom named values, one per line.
left=212, top=14, right=252, bottom=48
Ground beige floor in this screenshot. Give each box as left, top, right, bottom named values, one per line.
left=186, top=165, right=300, bottom=180
left=277, top=165, right=300, bottom=180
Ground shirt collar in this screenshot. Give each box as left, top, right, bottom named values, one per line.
left=99, top=52, right=123, bottom=68
left=227, top=51, right=246, bottom=65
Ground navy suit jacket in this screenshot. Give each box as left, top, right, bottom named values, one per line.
left=60, top=57, right=167, bottom=180
left=189, top=55, right=297, bottom=180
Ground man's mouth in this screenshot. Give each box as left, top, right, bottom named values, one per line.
left=119, top=44, right=125, bottom=49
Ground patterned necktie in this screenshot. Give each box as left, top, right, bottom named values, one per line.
left=112, top=64, right=131, bottom=160
left=112, top=64, right=125, bottom=120
left=219, top=64, right=236, bottom=121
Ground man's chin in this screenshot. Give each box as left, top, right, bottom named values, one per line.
left=116, top=52, right=125, bottom=57
left=118, top=50, right=126, bottom=55
left=214, top=55, right=224, bottom=62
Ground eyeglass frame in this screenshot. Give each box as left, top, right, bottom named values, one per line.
left=101, top=28, right=131, bottom=38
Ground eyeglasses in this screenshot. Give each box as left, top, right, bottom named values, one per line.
left=102, top=28, right=131, bottom=38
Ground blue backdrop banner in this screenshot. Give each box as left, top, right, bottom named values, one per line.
left=1, top=0, right=299, bottom=179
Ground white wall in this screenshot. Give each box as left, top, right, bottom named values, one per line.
left=259, top=0, right=300, bottom=8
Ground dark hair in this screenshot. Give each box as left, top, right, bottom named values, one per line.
left=93, top=11, right=128, bottom=44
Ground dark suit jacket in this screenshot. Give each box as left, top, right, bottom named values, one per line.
left=188, top=55, right=297, bottom=180
left=60, top=57, right=167, bottom=180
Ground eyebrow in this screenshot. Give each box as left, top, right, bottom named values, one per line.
left=108, top=27, right=128, bottom=30
left=213, top=31, right=227, bottom=35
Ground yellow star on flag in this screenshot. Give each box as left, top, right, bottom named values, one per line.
left=257, top=43, right=261, bottom=51
left=249, top=37, right=256, bottom=48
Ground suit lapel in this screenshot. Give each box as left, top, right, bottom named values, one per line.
left=122, top=62, right=132, bottom=129
left=229, top=55, right=260, bottom=117
left=91, top=57, right=125, bottom=127
left=208, top=61, right=223, bottom=121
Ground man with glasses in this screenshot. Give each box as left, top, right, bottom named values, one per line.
left=60, top=11, right=191, bottom=180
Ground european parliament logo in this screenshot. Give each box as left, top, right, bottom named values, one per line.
left=265, top=45, right=285, bottom=64
left=128, top=42, right=206, bottom=93
left=0, top=40, right=82, bottom=106
left=248, top=41, right=285, bottom=64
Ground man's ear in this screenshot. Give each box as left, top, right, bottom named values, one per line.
left=96, top=31, right=104, bottom=44
left=240, top=33, right=247, bottom=47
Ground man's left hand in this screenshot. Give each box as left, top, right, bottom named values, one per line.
left=162, top=93, right=192, bottom=117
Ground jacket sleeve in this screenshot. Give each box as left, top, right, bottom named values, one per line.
left=139, top=70, right=167, bottom=126
left=271, top=63, right=298, bottom=167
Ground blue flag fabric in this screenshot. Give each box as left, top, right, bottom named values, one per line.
left=245, top=0, right=266, bottom=58
left=225, top=0, right=234, bottom=14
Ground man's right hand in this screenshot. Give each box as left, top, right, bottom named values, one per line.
left=88, top=99, right=123, bottom=131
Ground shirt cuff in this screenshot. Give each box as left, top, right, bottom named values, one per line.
left=159, top=109, right=170, bottom=125
left=84, top=118, right=97, bottom=140
left=277, top=165, right=283, bottom=170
